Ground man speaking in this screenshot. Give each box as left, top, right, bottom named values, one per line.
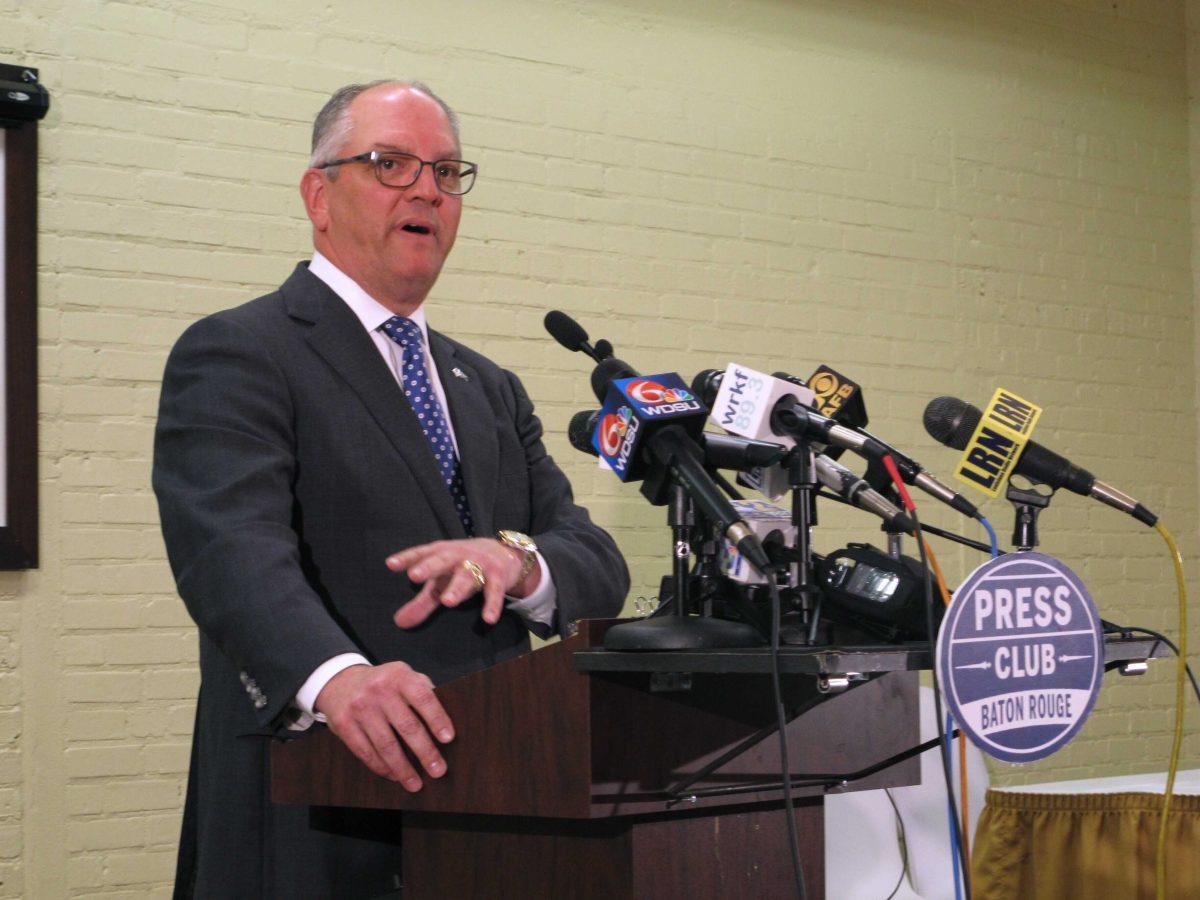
left=153, top=80, right=628, bottom=898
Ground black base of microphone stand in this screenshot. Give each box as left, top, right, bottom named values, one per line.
left=606, top=479, right=766, bottom=651
left=778, top=611, right=814, bottom=646
left=603, top=614, right=766, bottom=650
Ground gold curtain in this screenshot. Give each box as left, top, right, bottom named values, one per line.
left=972, top=788, right=1200, bottom=899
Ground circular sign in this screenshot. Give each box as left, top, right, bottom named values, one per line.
left=936, top=552, right=1104, bottom=764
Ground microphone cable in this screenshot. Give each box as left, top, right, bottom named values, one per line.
left=1152, top=522, right=1188, bottom=900
left=879, top=455, right=971, bottom=900
left=768, top=572, right=807, bottom=900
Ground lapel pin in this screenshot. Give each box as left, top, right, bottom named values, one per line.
left=452, top=367, right=469, bottom=381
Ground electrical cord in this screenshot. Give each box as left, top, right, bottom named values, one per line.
left=813, top=489, right=994, bottom=554
left=1152, top=522, right=1188, bottom=900
left=883, top=787, right=910, bottom=900
left=880, top=456, right=971, bottom=899
left=768, top=576, right=806, bottom=900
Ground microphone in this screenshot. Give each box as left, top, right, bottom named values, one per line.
left=697, top=366, right=979, bottom=518
left=814, top=454, right=917, bottom=535
left=695, top=365, right=889, bottom=460
left=582, top=372, right=775, bottom=572
left=856, top=429, right=979, bottom=518
left=922, top=396, right=1157, bottom=526
left=543, top=310, right=610, bottom=364
left=568, top=410, right=787, bottom=470
left=590, top=356, right=639, bottom=403
left=594, top=339, right=614, bottom=361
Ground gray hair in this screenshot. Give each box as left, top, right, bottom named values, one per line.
left=309, top=80, right=461, bottom=172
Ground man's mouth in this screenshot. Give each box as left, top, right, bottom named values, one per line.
left=400, top=223, right=431, bottom=235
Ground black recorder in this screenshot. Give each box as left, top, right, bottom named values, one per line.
left=816, top=543, right=940, bottom=643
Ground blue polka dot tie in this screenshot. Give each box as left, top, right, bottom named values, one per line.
left=381, top=317, right=474, bottom=535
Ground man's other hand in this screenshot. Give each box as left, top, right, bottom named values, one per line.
left=313, top=662, right=454, bottom=791
left=387, top=537, right=541, bottom=629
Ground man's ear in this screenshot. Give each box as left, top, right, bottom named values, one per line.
left=300, top=168, right=330, bottom=232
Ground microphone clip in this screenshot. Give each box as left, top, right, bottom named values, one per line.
left=1005, top=478, right=1055, bottom=551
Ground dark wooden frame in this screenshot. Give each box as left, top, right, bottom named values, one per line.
left=0, top=81, right=39, bottom=568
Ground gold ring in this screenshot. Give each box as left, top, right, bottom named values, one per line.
left=462, top=559, right=486, bottom=590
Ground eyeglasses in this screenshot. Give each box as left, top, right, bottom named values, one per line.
left=315, top=150, right=478, bottom=195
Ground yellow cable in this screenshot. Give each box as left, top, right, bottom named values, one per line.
left=922, top=541, right=972, bottom=872
left=1153, top=522, right=1187, bottom=900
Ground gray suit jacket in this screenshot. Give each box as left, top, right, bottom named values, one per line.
left=154, top=263, right=628, bottom=898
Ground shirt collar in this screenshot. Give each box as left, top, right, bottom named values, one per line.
left=308, top=251, right=429, bottom=341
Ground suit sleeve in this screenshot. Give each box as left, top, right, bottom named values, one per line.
left=153, top=314, right=361, bottom=729
left=502, top=370, right=630, bottom=635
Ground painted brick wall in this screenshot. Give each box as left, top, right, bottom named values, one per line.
left=2, top=0, right=1199, bottom=894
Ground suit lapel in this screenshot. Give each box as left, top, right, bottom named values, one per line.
left=429, top=331, right=499, bottom=537
left=281, top=266, right=467, bottom=539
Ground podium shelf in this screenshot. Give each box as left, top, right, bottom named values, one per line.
left=572, top=634, right=1162, bottom=676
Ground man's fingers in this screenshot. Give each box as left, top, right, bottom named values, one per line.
left=357, top=712, right=424, bottom=790
left=390, top=546, right=463, bottom=582
left=393, top=580, right=442, bottom=628
left=386, top=542, right=450, bottom=574
left=379, top=694, right=447, bottom=781
left=331, top=720, right=390, bottom=780
left=482, top=576, right=505, bottom=625
left=402, top=672, right=455, bottom=743
left=438, top=564, right=484, bottom=607
left=321, top=664, right=453, bottom=791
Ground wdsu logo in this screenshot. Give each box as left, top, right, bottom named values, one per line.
left=624, top=378, right=700, bottom=416
left=592, top=403, right=642, bottom=479
left=597, top=407, right=634, bottom=458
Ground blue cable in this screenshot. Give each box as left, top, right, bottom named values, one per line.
left=979, top=514, right=999, bottom=558
left=943, top=515, right=1000, bottom=900
left=944, top=710, right=964, bottom=900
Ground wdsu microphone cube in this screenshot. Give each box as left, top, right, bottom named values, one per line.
left=592, top=373, right=707, bottom=481
left=718, top=499, right=797, bottom=586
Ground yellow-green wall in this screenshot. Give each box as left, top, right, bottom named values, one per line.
left=2, top=0, right=1198, bottom=894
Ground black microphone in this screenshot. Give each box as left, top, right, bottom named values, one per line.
left=544, top=310, right=610, bottom=364
left=568, top=409, right=786, bottom=470
left=578, top=368, right=776, bottom=573
left=590, top=356, right=638, bottom=403
left=692, top=367, right=889, bottom=460
left=814, top=454, right=917, bottom=535
left=922, top=396, right=1157, bottom=527
left=646, top=426, right=773, bottom=572
left=696, top=367, right=979, bottom=518
left=594, top=339, right=613, bottom=361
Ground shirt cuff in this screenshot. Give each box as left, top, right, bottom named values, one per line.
left=505, top=552, right=556, bottom=629
left=287, top=652, right=371, bottom=732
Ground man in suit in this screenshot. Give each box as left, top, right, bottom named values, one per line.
left=153, top=80, right=629, bottom=897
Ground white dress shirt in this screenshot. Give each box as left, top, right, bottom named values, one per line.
left=289, top=253, right=557, bottom=728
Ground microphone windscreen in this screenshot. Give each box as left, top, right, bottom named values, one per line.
left=590, top=357, right=638, bottom=402
left=567, top=410, right=600, bottom=456
left=922, top=396, right=981, bottom=450
left=593, top=339, right=613, bottom=361
left=544, top=310, right=589, bottom=352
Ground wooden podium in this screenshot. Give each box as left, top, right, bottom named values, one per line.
left=271, top=621, right=919, bottom=898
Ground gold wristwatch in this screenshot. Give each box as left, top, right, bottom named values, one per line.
left=497, top=530, right=538, bottom=588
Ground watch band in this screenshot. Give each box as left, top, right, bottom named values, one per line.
left=497, top=530, right=538, bottom=587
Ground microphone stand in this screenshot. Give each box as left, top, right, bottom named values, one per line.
left=782, top=443, right=822, bottom=646
left=604, top=473, right=765, bottom=651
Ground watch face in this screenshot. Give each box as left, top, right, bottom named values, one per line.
left=499, top=530, right=536, bottom=552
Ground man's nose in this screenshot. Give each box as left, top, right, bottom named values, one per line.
left=406, top=161, right=441, bottom=201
